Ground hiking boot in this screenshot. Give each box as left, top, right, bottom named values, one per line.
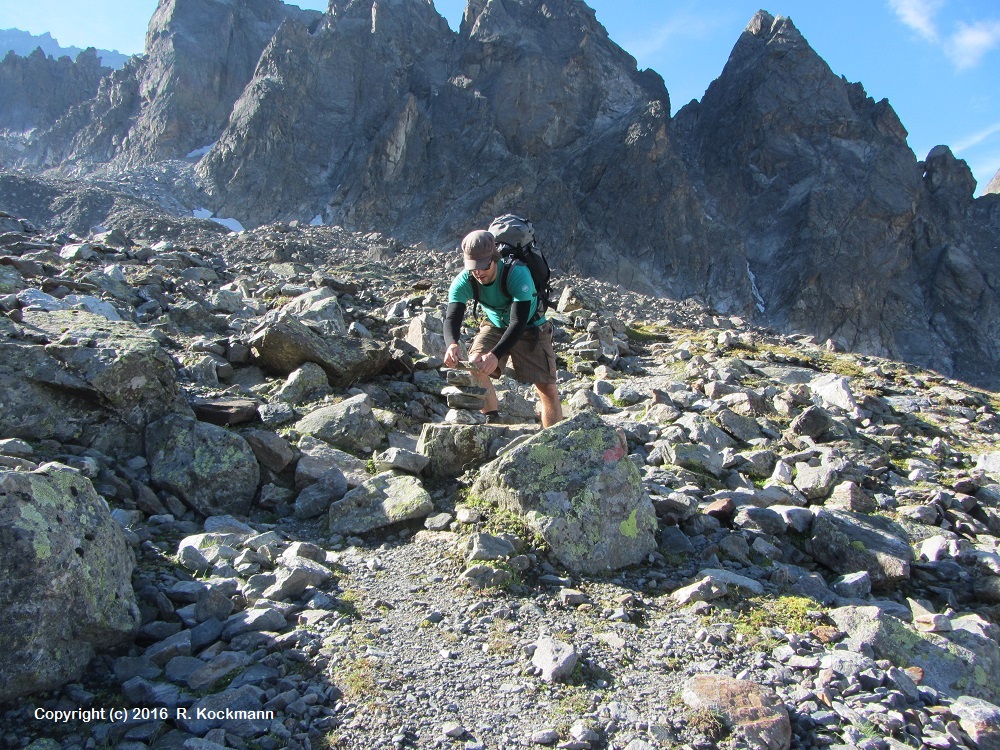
left=484, top=410, right=502, bottom=424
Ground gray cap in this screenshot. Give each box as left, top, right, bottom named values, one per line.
left=462, top=230, right=496, bottom=270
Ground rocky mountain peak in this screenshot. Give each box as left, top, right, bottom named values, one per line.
left=986, top=165, right=1000, bottom=195
left=923, top=145, right=977, bottom=218
left=130, top=0, right=324, bottom=164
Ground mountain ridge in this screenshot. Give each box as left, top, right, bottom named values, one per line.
left=0, top=0, right=998, bottom=390
left=0, top=27, right=129, bottom=68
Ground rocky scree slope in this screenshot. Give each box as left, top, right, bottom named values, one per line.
left=0, top=201, right=1000, bottom=750
left=2, top=1, right=999, bottom=390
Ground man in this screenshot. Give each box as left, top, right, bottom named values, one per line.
left=443, top=229, right=563, bottom=427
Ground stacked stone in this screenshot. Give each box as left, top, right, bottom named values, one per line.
left=442, top=368, right=489, bottom=424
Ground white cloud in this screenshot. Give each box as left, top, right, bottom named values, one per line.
left=887, top=1, right=1000, bottom=71
left=620, top=12, right=716, bottom=64
left=952, top=120, right=1000, bottom=153
left=887, top=0, right=944, bottom=42
left=945, top=19, right=1000, bottom=70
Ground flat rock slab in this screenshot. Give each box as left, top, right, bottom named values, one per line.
left=191, top=398, right=262, bottom=425
left=830, top=605, right=1000, bottom=704
left=682, top=674, right=792, bottom=750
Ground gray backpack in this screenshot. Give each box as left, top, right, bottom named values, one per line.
left=485, top=214, right=553, bottom=314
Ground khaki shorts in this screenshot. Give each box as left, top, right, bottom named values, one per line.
left=469, top=321, right=558, bottom=385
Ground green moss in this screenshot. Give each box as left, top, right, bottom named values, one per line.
left=715, top=595, right=822, bottom=643
left=850, top=540, right=867, bottom=552
left=974, top=665, right=989, bottom=686
left=619, top=509, right=639, bottom=539
left=18, top=503, right=53, bottom=559
left=624, top=324, right=673, bottom=343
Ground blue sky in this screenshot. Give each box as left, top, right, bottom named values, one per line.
left=2, top=0, right=999, bottom=193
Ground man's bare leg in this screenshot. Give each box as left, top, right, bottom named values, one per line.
left=535, top=383, right=563, bottom=428
left=471, top=368, right=499, bottom=414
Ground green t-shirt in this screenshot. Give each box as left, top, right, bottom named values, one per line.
left=448, top=260, right=544, bottom=328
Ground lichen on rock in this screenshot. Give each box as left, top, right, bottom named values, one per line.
left=0, top=463, right=141, bottom=703
left=471, top=411, right=657, bottom=574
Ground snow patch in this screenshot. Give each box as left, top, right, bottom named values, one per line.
left=747, top=262, right=766, bottom=314
left=192, top=208, right=244, bottom=233
left=186, top=142, right=216, bottom=159
left=211, top=217, right=245, bottom=233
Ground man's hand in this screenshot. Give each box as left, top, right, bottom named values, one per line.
left=470, top=351, right=498, bottom=374
left=444, top=343, right=462, bottom=369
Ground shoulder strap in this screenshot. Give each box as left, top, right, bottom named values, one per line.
left=499, top=260, right=513, bottom=300
left=470, top=274, right=481, bottom=317
left=500, top=259, right=543, bottom=324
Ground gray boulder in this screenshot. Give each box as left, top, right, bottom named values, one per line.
left=243, top=429, right=295, bottom=473
left=405, top=313, right=446, bottom=357
left=471, top=411, right=658, bottom=574
left=532, top=637, right=578, bottom=683
left=792, top=461, right=839, bottom=500
left=279, top=287, right=346, bottom=335
left=248, top=311, right=389, bottom=387
left=806, top=509, right=913, bottom=589
left=273, top=361, right=332, bottom=404
left=0, top=464, right=141, bottom=701
left=295, top=436, right=370, bottom=488
left=952, top=696, right=1000, bottom=750
left=294, top=468, right=348, bottom=519
left=146, top=415, right=260, bottom=516
left=676, top=413, right=739, bottom=451
left=664, top=442, right=724, bottom=478
left=328, top=471, right=434, bottom=535
left=0, top=309, right=190, bottom=455
left=979, top=452, right=1000, bottom=481
left=416, top=423, right=531, bottom=479
left=295, top=393, right=385, bottom=456
left=176, top=684, right=272, bottom=738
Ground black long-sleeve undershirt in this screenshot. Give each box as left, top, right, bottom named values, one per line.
left=444, top=299, right=533, bottom=361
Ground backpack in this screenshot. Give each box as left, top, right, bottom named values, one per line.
left=470, top=214, right=553, bottom=323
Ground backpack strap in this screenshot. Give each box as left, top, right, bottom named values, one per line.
left=469, top=260, right=542, bottom=324
left=470, top=273, right=481, bottom=319
left=498, top=260, right=513, bottom=300
left=500, top=259, right=543, bottom=325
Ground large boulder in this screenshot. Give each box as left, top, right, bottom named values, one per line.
left=0, top=464, right=141, bottom=702
left=146, top=415, right=260, bottom=516
left=0, top=309, right=190, bottom=456
left=470, top=412, right=658, bottom=574
left=405, top=313, right=446, bottom=357
left=979, top=452, right=1000, bottom=481
left=328, top=471, right=433, bottom=535
left=805, top=508, right=913, bottom=589
left=22, top=309, right=186, bottom=426
left=279, top=287, right=347, bottom=335
left=295, top=394, right=386, bottom=456
left=248, top=311, right=390, bottom=387
left=682, top=675, right=792, bottom=750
